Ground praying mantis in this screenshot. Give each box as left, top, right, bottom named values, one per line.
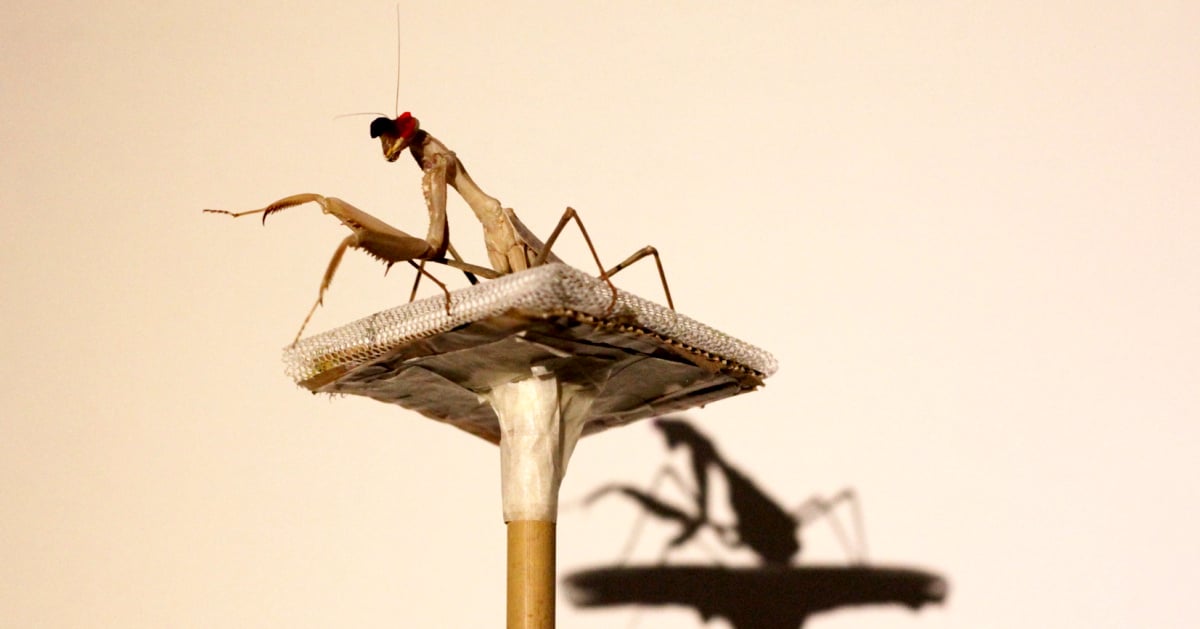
left=206, top=109, right=675, bottom=344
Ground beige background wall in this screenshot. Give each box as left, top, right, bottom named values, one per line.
left=3, top=1, right=1197, bottom=627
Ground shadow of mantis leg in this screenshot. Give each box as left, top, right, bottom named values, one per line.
left=584, top=466, right=722, bottom=565
left=793, top=488, right=867, bottom=563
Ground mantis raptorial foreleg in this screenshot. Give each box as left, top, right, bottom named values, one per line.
left=205, top=193, right=497, bottom=343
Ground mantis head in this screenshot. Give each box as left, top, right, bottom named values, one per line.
left=370, top=112, right=420, bottom=161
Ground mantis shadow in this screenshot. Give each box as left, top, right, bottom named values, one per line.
left=562, top=417, right=947, bottom=628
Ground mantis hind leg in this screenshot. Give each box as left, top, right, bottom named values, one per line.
left=602, top=245, right=674, bottom=310
left=533, top=207, right=675, bottom=311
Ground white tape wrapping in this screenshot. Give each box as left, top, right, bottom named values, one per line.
left=487, top=369, right=596, bottom=522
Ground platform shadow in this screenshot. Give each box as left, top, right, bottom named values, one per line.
left=565, top=564, right=945, bottom=628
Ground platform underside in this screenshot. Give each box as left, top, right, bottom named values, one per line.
left=282, top=264, right=777, bottom=443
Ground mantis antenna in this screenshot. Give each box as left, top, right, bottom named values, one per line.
left=391, top=3, right=403, bottom=117
left=332, top=7, right=401, bottom=122
left=333, top=112, right=389, bottom=120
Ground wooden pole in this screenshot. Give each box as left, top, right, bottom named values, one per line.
left=488, top=369, right=594, bottom=629
left=507, top=520, right=556, bottom=628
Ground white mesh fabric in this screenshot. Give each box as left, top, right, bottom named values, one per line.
left=282, top=263, right=777, bottom=383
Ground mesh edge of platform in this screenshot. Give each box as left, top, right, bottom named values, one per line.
left=282, top=263, right=779, bottom=383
